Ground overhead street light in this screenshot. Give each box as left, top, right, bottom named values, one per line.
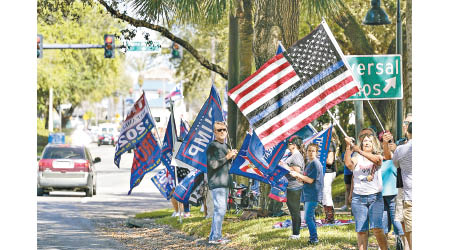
left=364, top=0, right=403, bottom=139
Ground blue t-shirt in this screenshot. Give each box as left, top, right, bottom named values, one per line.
left=381, top=160, right=398, bottom=196
left=302, top=158, right=324, bottom=202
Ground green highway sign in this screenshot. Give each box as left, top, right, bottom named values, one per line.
left=345, top=55, right=402, bottom=100
left=126, top=41, right=161, bottom=53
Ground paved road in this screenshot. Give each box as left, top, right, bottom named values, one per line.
left=37, top=142, right=172, bottom=249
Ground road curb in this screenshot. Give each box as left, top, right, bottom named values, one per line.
left=126, top=217, right=154, bottom=228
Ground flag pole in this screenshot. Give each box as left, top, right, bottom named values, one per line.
left=169, top=99, right=183, bottom=224
left=326, top=109, right=349, bottom=138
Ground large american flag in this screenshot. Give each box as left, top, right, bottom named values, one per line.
left=228, top=20, right=359, bottom=148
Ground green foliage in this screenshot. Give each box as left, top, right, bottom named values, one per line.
left=135, top=209, right=173, bottom=219
left=173, top=20, right=229, bottom=116
left=37, top=0, right=130, bottom=118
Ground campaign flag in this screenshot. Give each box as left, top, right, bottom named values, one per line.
left=161, top=115, right=176, bottom=179
left=173, top=169, right=204, bottom=203
left=128, top=128, right=162, bottom=195
left=304, top=126, right=333, bottom=174
left=151, top=168, right=175, bottom=200
left=223, top=84, right=228, bottom=120
left=229, top=133, right=271, bottom=184
left=175, top=84, right=225, bottom=173
left=276, top=41, right=286, bottom=55
left=165, top=82, right=183, bottom=104
left=247, top=132, right=287, bottom=175
left=114, top=92, right=156, bottom=167
left=228, top=20, right=359, bottom=148
left=180, top=119, right=190, bottom=140
left=268, top=176, right=288, bottom=202
left=230, top=133, right=289, bottom=184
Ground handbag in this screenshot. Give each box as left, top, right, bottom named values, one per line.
left=396, top=168, right=403, bottom=188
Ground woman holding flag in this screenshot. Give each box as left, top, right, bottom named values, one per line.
left=290, top=143, right=324, bottom=245
left=279, top=136, right=305, bottom=240
left=344, top=134, right=388, bottom=250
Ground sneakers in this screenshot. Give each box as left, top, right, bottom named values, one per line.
left=208, top=238, right=231, bottom=244
left=339, top=205, right=348, bottom=211
left=289, top=235, right=300, bottom=240
left=308, top=239, right=319, bottom=245
left=171, top=212, right=180, bottom=217
left=183, top=212, right=191, bottom=218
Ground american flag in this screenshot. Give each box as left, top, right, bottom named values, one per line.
left=228, top=20, right=359, bottom=148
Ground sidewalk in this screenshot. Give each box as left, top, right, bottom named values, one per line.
left=96, top=217, right=238, bottom=250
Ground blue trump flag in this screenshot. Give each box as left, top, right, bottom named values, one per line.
left=304, top=126, right=333, bottom=174
left=173, top=169, right=204, bottom=203
left=230, top=133, right=289, bottom=185
left=161, top=115, right=176, bottom=179
left=114, top=92, right=156, bottom=167
left=246, top=132, right=287, bottom=176
left=175, top=84, right=225, bottom=173
left=128, top=126, right=162, bottom=195
left=229, top=133, right=271, bottom=184
left=180, top=119, right=189, bottom=140
left=151, top=168, right=175, bottom=200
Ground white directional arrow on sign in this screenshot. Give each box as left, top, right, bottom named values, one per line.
left=383, top=77, right=397, bottom=93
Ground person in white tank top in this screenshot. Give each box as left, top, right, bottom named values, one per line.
left=344, top=134, right=387, bottom=250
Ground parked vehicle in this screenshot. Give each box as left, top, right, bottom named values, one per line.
left=37, top=144, right=100, bottom=197
left=97, top=123, right=119, bottom=146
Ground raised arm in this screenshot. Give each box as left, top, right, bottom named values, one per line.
left=344, top=137, right=356, bottom=170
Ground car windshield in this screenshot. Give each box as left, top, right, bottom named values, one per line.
left=42, top=147, right=86, bottom=159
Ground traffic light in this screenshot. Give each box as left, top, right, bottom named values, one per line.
left=171, top=42, right=181, bottom=59
left=37, top=34, right=43, bottom=59
left=104, top=34, right=115, bottom=58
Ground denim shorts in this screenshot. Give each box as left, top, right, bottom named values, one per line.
left=351, top=192, right=384, bottom=232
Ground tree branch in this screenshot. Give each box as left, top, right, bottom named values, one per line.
left=98, top=0, right=228, bottom=80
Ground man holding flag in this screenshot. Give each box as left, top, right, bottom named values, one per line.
left=206, top=121, right=237, bottom=245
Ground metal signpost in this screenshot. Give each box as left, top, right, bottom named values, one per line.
left=346, top=55, right=402, bottom=100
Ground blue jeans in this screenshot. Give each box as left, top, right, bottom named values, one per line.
left=209, top=188, right=228, bottom=241
left=183, top=201, right=190, bottom=213
left=351, top=192, right=384, bottom=232
left=382, top=195, right=404, bottom=235
left=304, top=201, right=318, bottom=242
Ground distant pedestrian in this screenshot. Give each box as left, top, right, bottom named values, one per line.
left=279, top=136, right=305, bottom=240
left=344, top=133, right=388, bottom=250
left=290, top=143, right=324, bottom=245
left=206, top=122, right=237, bottom=245
left=322, top=128, right=338, bottom=224
left=392, top=122, right=412, bottom=249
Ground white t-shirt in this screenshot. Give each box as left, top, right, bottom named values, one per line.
left=353, top=153, right=383, bottom=195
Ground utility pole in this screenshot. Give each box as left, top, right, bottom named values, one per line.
left=48, top=87, right=53, bottom=132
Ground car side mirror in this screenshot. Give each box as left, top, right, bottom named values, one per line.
left=94, top=157, right=101, bottom=163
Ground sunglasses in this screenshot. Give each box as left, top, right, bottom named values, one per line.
left=215, top=128, right=227, bottom=132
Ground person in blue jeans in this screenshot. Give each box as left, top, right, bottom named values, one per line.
left=344, top=134, right=388, bottom=250
left=206, top=122, right=238, bottom=245
left=290, top=143, right=323, bottom=245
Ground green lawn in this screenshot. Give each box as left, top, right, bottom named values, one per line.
left=136, top=206, right=395, bottom=250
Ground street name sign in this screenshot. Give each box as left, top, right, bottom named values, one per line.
left=126, top=41, right=161, bottom=53
left=345, top=55, right=402, bottom=100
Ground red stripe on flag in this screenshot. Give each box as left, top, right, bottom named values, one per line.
left=263, top=85, right=359, bottom=148
left=239, top=70, right=297, bottom=112
left=233, top=61, right=291, bottom=104
left=258, top=75, right=354, bottom=138
left=228, top=53, right=285, bottom=96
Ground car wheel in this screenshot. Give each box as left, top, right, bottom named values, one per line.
left=37, top=187, right=44, bottom=196
left=86, top=178, right=94, bottom=197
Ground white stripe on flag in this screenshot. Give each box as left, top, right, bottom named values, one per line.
left=254, top=71, right=354, bottom=137
left=237, top=65, right=297, bottom=107
left=229, top=56, right=288, bottom=100
left=259, top=76, right=356, bottom=146
left=242, top=74, right=300, bottom=116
